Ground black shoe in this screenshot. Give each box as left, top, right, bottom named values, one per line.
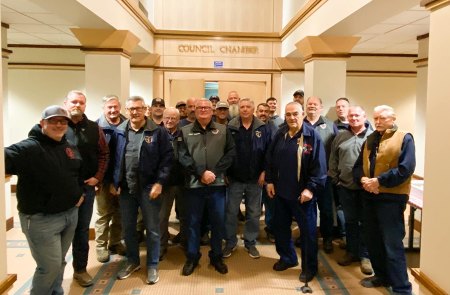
left=108, top=243, right=127, bottom=256
left=159, top=248, right=167, bottom=261
left=360, top=276, right=390, bottom=288
left=299, top=270, right=317, bottom=283
left=211, top=259, right=228, bottom=274
left=172, top=233, right=182, bottom=244
left=294, top=237, right=301, bottom=248
left=182, top=260, right=198, bottom=276
left=200, top=233, right=210, bottom=246
left=323, top=239, right=334, bottom=253
left=264, top=227, right=275, bottom=243
left=273, top=260, right=298, bottom=271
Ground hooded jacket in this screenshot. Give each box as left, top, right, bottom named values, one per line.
left=5, top=124, right=83, bottom=214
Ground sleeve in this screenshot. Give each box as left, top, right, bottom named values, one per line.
left=156, top=128, right=174, bottom=185
left=211, top=128, right=236, bottom=175
left=352, top=142, right=366, bottom=186
left=305, top=134, right=327, bottom=194
left=4, top=140, right=32, bottom=175
left=328, top=135, right=340, bottom=184
left=94, top=127, right=110, bottom=182
left=264, top=131, right=280, bottom=184
left=377, top=133, right=416, bottom=187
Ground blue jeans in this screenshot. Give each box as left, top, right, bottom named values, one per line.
left=262, top=184, right=275, bottom=233
left=120, top=186, right=162, bottom=269
left=336, top=186, right=368, bottom=258
left=72, top=185, right=95, bottom=272
left=20, top=207, right=78, bottom=295
left=362, top=193, right=412, bottom=294
left=225, top=181, right=261, bottom=248
left=274, top=196, right=318, bottom=274
left=185, top=186, right=226, bottom=263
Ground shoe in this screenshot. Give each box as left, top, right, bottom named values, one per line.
left=360, top=276, right=390, bottom=288
left=73, top=271, right=93, bottom=287
left=338, top=238, right=347, bottom=250
left=117, top=263, right=141, bottom=280
left=96, top=248, right=110, bottom=263
left=294, top=237, right=301, bottom=248
left=200, top=233, right=210, bottom=246
left=137, top=230, right=146, bottom=244
left=109, top=243, right=126, bottom=256
left=245, top=245, right=260, bottom=259
left=299, top=270, right=317, bottom=283
left=159, top=248, right=167, bottom=261
left=264, top=227, right=275, bottom=243
left=360, top=258, right=374, bottom=275
left=273, top=260, right=298, bottom=271
left=172, top=233, right=182, bottom=244
left=146, top=269, right=159, bottom=284
left=211, top=259, right=228, bottom=274
left=323, top=239, right=334, bottom=253
left=222, top=245, right=237, bottom=258
left=182, top=260, right=198, bottom=276
left=337, top=253, right=359, bottom=266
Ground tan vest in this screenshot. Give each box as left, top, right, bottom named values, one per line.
left=362, top=129, right=411, bottom=195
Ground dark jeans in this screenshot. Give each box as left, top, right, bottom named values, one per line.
left=72, top=185, right=95, bottom=272
left=120, top=186, right=162, bottom=269
left=185, top=186, right=226, bottom=263
left=317, top=177, right=334, bottom=241
left=159, top=185, right=184, bottom=253
left=362, top=192, right=412, bottom=294
left=262, top=184, right=275, bottom=233
left=336, top=186, right=368, bottom=258
left=274, top=196, right=318, bottom=274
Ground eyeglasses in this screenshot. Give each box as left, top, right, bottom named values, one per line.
left=46, top=118, right=68, bottom=125
left=127, top=107, right=145, bottom=112
left=196, top=106, right=212, bottom=111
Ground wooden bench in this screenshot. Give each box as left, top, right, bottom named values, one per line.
left=407, top=178, right=423, bottom=251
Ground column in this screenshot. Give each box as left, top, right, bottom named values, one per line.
left=296, top=36, right=360, bottom=112
left=416, top=0, right=450, bottom=293
left=71, top=29, right=140, bottom=119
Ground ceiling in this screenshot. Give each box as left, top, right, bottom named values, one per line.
left=1, top=0, right=430, bottom=55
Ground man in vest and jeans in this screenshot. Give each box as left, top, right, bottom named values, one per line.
left=354, top=105, right=415, bottom=295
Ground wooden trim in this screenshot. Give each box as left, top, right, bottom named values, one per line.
left=347, top=70, right=416, bottom=77
left=9, top=63, right=85, bottom=70
left=154, top=66, right=281, bottom=74
left=0, top=274, right=17, bottom=294
left=80, top=47, right=131, bottom=58
left=11, top=184, right=16, bottom=193
left=280, top=0, right=326, bottom=39
left=417, top=33, right=430, bottom=40
left=6, top=217, right=13, bottom=231
left=410, top=268, right=447, bottom=295
left=303, top=53, right=351, bottom=63
left=89, top=228, right=95, bottom=240
left=413, top=174, right=425, bottom=180
left=351, top=53, right=418, bottom=58
left=8, top=44, right=81, bottom=49
left=1, top=22, right=10, bottom=29
left=414, top=58, right=428, bottom=64
left=155, top=30, right=279, bottom=41
left=413, top=219, right=422, bottom=232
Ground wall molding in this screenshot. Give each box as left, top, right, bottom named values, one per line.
left=347, top=70, right=416, bottom=77
left=6, top=217, right=13, bottom=232
left=0, top=274, right=17, bottom=294
left=410, top=268, right=447, bottom=295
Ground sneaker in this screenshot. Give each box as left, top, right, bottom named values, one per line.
left=109, top=243, right=126, bottom=256
left=222, top=245, right=237, bottom=258
left=96, top=248, right=110, bottom=263
left=273, top=260, right=298, bottom=271
left=211, top=259, right=228, bottom=274
left=360, top=258, right=373, bottom=275
left=117, top=263, right=141, bottom=280
left=337, top=253, right=359, bottom=266
left=73, top=271, right=93, bottom=287
left=360, top=276, right=390, bottom=288
left=245, top=245, right=260, bottom=259
left=146, top=269, right=159, bottom=284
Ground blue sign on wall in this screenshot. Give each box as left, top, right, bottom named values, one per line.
left=214, top=61, right=223, bottom=68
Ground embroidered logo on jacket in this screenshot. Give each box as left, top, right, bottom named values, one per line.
left=65, top=147, right=76, bottom=159
left=302, top=143, right=313, bottom=154
left=255, top=130, right=261, bottom=138
left=211, top=128, right=219, bottom=135
left=144, top=136, right=152, bottom=143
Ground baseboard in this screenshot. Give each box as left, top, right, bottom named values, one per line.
left=410, top=268, right=447, bottom=295
left=11, top=184, right=16, bottom=193
left=89, top=228, right=95, bottom=240
left=6, top=216, right=13, bottom=231
left=0, top=273, right=17, bottom=294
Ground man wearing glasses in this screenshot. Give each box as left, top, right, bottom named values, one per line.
left=178, top=98, right=236, bottom=276
left=110, top=96, right=173, bottom=284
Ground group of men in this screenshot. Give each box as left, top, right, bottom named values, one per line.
left=5, top=89, right=415, bottom=295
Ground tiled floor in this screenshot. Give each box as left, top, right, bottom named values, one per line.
left=5, top=198, right=433, bottom=295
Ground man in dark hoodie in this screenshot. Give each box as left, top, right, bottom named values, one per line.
left=64, top=90, right=109, bottom=287
left=5, top=105, right=84, bottom=295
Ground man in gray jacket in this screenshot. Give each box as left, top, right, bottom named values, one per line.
left=178, top=98, right=236, bottom=276
left=329, top=106, right=373, bottom=275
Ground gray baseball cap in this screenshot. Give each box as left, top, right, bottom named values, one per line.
left=41, top=105, right=70, bottom=120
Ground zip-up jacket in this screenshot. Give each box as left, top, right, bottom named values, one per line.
left=66, top=114, right=109, bottom=182
left=304, top=116, right=338, bottom=166
left=5, top=124, right=83, bottom=214
left=111, top=119, right=173, bottom=190
left=178, top=120, right=236, bottom=188
left=227, top=115, right=271, bottom=182
left=329, top=122, right=372, bottom=190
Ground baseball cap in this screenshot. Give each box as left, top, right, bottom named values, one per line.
left=209, top=95, right=220, bottom=103
left=215, top=101, right=229, bottom=109
left=176, top=101, right=186, bottom=108
left=41, top=105, right=70, bottom=120
left=151, top=98, right=165, bottom=107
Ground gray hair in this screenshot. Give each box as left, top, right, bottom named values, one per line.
left=102, top=94, right=120, bottom=105
left=374, top=105, right=396, bottom=118
left=126, top=96, right=146, bottom=108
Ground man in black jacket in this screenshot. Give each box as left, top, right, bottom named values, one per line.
left=5, top=105, right=84, bottom=295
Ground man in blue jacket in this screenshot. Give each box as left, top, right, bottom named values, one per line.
left=110, top=96, right=173, bottom=284
left=266, top=102, right=327, bottom=283
left=223, top=98, right=271, bottom=259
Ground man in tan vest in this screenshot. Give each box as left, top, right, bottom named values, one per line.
left=353, top=105, right=415, bottom=295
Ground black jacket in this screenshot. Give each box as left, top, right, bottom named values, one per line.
left=5, top=124, right=83, bottom=214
